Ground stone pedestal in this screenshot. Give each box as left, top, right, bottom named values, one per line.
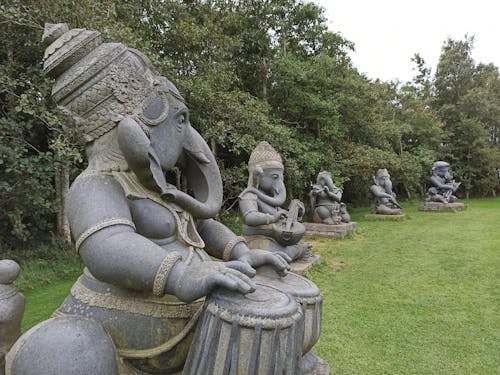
left=419, top=201, right=465, bottom=212
left=290, top=254, right=322, bottom=276
left=364, top=213, right=406, bottom=221
left=304, top=221, right=357, bottom=239
left=301, top=349, right=330, bottom=375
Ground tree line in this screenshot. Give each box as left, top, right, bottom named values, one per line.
left=1, top=0, right=499, bottom=250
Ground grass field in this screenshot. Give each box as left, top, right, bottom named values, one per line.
left=310, top=198, right=500, bottom=374
left=13, top=198, right=500, bottom=374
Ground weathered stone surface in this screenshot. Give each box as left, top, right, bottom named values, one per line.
left=369, top=169, right=403, bottom=215
left=290, top=254, right=322, bottom=276
left=301, top=350, right=331, bottom=375
left=0, top=260, right=24, bottom=375
left=364, top=214, right=406, bottom=221
left=304, top=221, right=357, bottom=238
left=419, top=202, right=466, bottom=212
left=309, top=171, right=351, bottom=225
left=425, top=161, right=461, bottom=203
left=0, top=260, right=20, bottom=285
left=239, top=141, right=311, bottom=261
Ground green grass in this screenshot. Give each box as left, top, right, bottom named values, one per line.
left=14, top=198, right=500, bottom=374
left=13, top=253, right=83, bottom=331
left=309, top=198, right=500, bottom=374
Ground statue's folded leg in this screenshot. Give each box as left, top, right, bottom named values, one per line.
left=6, top=316, right=119, bottom=375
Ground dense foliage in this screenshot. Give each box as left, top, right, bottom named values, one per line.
left=1, top=0, right=499, bottom=250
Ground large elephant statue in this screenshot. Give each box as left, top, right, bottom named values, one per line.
left=4, top=24, right=311, bottom=375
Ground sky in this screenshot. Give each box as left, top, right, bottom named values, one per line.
left=314, top=0, right=500, bottom=83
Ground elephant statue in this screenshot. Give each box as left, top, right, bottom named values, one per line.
left=239, top=142, right=312, bottom=261
left=369, top=169, right=403, bottom=215
left=426, top=161, right=460, bottom=203
left=309, top=171, right=350, bottom=224
left=4, top=24, right=322, bottom=375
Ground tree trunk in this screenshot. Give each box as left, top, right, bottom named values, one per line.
left=261, top=57, right=268, bottom=101
left=210, top=138, right=217, bottom=157
left=56, top=166, right=71, bottom=244
left=403, top=182, right=411, bottom=199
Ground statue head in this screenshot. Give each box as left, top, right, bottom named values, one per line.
left=432, top=161, right=452, bottom=179
left=42, top=23, right=222, bottom=218
left=316, top=171, right=338, bottom=191
left=247, top=142, right=286, bottom=205
left=373, top=168, right=392, bottom=191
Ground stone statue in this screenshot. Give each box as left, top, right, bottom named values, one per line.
left=238, top=142, right=311, bottom=261
left=5, top=24, right=327, bottom=375
left=426, top=161, right=460, bottom=203
left=369, top=169, right=403, bottom=215
left=309, top=171, right=350, bottom=224
left=0, top=260, right=24, bottom=375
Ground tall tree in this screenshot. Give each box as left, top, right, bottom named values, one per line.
left=433, top=36, right=499, bottom=197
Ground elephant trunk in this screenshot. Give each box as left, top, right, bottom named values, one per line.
left=167, top=126, right=223, bottom=219
left=244, top=186, right=287, bottom=207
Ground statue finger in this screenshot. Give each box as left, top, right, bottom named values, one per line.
left=266, top=254, right=288, bottom=269
left=225, top=260, right=256, bottom=277
left=212, top=273, right=254, bottom=294
left=273, top=251, right=292, bottom=263
left=225, top=267, right=256, bottom=289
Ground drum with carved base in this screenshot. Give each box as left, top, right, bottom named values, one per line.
left=254, top=269, right=322, bottom=355
left=183, top=284, right=304, bottom=375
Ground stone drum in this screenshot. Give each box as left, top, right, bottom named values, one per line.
left=254, top=269, right=322, bottom=355
left=183, top=284, right=304, bottom=375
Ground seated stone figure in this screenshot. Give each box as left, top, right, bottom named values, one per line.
left=6, top=24, right=321, bottom=375
left=0, top=260, right=24, bottom=375
left=309, top=171, right=350, bottom=224
left=239, top=142, right=311, bottom=261
left=369, top=169, right=403, bottom=215
left=426, top=161, right=460, bottom=203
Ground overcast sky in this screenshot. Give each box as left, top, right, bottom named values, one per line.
left=314, top=0, right=500, bottom=83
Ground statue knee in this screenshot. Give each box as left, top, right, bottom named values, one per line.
left=6, top=316, right=119, bottom=375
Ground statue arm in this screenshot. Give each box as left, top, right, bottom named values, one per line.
left=196, top=218, right=290, bottom=273
left=68, top=175, right=172, bottom=293
left=196, top=218, right=246, bottom=260
left=239, top=193, right=281, bottom=225
left=370, top=185, right=392, bottom=199
left=68, top=175, right=258, bottom=302
left=430, top=176, right=454, bottom=190
left=326, top=188, right=342, bottom=201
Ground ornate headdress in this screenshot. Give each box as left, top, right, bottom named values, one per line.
left=42, top=23, right=181, bottom=144
left=374, top=168, right=390, bottom=179
left=247, top=141, right=284, bottom=188
left=432, top=161, right=449, bottom=170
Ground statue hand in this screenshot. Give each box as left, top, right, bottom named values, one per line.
left=236, top=250, right=291, bottom=277
left=272, top=210, right=287, bottom=222
left=172, top=261, right=256, bottom=302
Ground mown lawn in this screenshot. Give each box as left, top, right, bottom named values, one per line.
left=310, top=198, right=500, bottom=374
left=14, top=198, right=500, bottom=374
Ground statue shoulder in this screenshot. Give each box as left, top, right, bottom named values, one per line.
left=239, top=189, right=258, bottom=201
left=69, top=173, right=126, bottom=203
left=67, top=173, right=133, bottom=242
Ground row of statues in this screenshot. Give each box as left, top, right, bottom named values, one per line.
left=3, top=24, right=328, bottom=375
left=1, top=23, right=462, bottom=375
left=369, top=161, right=461, bottom=215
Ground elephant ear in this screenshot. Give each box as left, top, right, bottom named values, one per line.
left=117, top=117, right=173, bottom=193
